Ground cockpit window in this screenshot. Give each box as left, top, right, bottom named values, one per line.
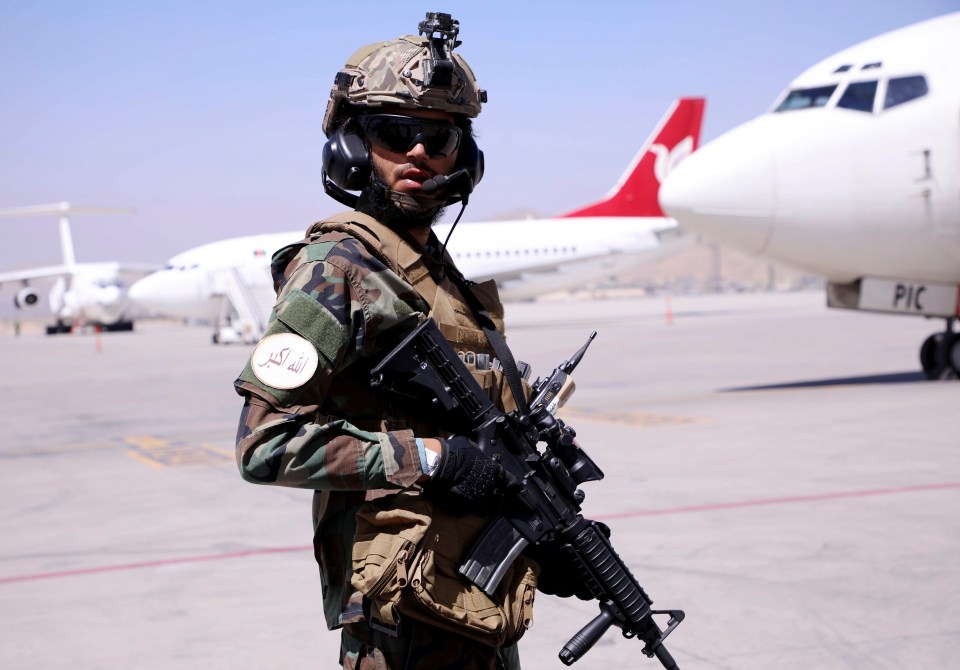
left=775, top=85, right=838, bottom=112
left=836, top=80, right=877, bottom=113
left=884, top=75, right=928, bottom=110
left=832, top=64, right=852, bottom=73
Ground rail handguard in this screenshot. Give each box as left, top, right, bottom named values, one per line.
left=371, top=318, right=684, bottom=667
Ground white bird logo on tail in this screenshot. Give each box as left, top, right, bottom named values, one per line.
left=651, top=135, right=694, bottom=184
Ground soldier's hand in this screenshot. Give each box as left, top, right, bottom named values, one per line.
left=526, top=522, right=611, bottom=600
left=422, top=436, right=520, bottom=515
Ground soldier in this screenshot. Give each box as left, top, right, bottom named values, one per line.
left=234, top=12, right=540, bottom=670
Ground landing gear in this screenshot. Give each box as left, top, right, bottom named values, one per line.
left=920, top=318, right=958, bottom=380
left=43, top=320, right=135, bottom=335
left=103, top=320, right=134, bottom=332
left=45, top=320, right=73, bottom=335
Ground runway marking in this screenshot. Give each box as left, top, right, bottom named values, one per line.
left=3, top=481, right=956, bottom=586
left=594, top=481, right=960, bottom=521
left=561, top=408, right=700, bottom=427
left=0, top=546, right=312, bottom=585
left=127, top=450, right=165, bottom=470
left=0, top=437, right=236, bottom=463
left=0, top=441, right=123, bottom=458
left=124, top=435, right=233, bottom=468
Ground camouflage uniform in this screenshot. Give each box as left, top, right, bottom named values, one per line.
left=235, top=212, right=522, bottom=669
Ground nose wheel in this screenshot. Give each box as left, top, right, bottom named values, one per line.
left=920, top=318, right=959, bottom=380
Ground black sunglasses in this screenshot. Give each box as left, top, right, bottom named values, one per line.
left=357, top=114, right=463, bottom=158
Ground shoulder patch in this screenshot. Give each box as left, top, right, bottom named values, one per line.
left=250, top=333, right=320, bottom=390
left=306, top=236, right=348, bottom=262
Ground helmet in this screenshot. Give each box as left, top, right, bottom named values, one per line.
left=322, top=14, right=487, bottom=136
left=321, top=13, right=486, bottom=209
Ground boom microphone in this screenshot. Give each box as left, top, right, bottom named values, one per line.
left=421, top=168, right=469, bottom=195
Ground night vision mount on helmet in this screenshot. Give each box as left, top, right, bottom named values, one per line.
left=321, top=12, right=486, bottom=209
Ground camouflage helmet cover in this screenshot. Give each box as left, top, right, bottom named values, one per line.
left=322, top=33, right=486, bottom=137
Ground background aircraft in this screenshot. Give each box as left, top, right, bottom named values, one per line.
left=660, top=12, right=960, bottom=379
left=0, top=202, right=156, bottom=334
left=128, top=98, right=704, bottom=343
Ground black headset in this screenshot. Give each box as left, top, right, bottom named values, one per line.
left=322, top=116, right=484, bottom=209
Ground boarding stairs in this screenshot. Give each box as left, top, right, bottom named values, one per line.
left=209, top=267, right=274, bottom=344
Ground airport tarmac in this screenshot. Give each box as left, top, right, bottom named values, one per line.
left=1, top=290, right=958, bottom=670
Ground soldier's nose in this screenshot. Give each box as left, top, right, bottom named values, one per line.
left=407, top=142, right=429, bottom=160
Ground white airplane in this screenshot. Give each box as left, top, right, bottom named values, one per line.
left=660, top=13, right=960, bottom=379
left=129, top=97, right=705, bottom=343
left=0, top=202, right=157, bottom=334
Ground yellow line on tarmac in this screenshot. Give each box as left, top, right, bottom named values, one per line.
left=123, top=436, right=235, bottom=469
left=126, top=450, right=166, bottom=469
left=0, top=442, right=120, bottom=457
left=123, top=435, right=169, bottom=449
left=203, top=444, right=235, bottom=458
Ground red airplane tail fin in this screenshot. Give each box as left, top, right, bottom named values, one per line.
left=561, top=97, right=705, bottom=218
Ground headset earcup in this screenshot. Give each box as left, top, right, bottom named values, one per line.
left=323, top=121, right=370, bottom=191
left=456, top=134, right=484, bottom=189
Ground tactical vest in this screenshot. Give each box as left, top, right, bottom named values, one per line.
left=304, top=211, right=525, bottom=428
left=292, top=212, right=534, bottom=630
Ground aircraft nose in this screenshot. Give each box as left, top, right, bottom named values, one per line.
left=660, top=119, right=777, bottom=255
left=128, top=270, right=204, bottom=318
left=127, top=273, right=165, bottom=312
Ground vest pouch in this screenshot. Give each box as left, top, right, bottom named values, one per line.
left=351, top=495, right=432, bottom=629
left=471, top=367, right=532, bottom=415
left=350, top=493, right=537, bottom=647
left=405, top=509, right=537, bottom=647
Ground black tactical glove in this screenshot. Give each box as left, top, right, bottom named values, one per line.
left=526, top=521, right=611, bottom=600
left=422, top=436, right=520, bottom=516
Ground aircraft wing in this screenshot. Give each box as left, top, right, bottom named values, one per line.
left=0, top=262, right=160, bottom=285
left=0, top=265, right=72, bottom=284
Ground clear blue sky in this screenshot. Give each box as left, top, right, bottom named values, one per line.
left=1, top=0, right=956, bottom=268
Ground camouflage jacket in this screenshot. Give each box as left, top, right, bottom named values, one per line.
left=234, top=211, right=512, bottom=630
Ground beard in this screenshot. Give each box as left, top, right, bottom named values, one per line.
left=357, top=163, right=447, bottom=232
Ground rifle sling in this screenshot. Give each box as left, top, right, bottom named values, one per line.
left=447, top=271, right=531, bottom=417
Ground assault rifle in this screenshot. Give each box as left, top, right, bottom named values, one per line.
left=370, top=318, right=684, bottom=667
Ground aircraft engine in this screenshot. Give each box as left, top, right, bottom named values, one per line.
left=14, top=286, right=41, bottom=309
